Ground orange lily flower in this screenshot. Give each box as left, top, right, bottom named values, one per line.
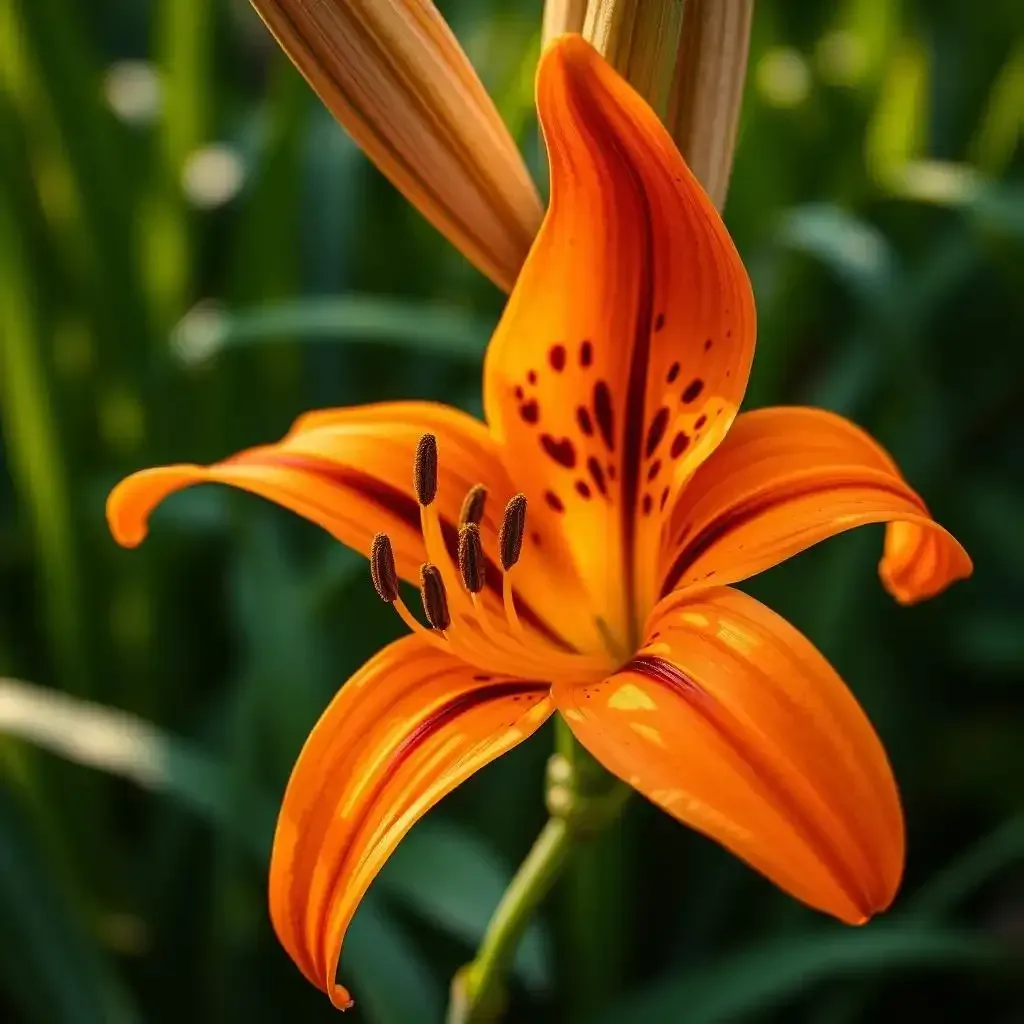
left=107, top=36, right=971, bottom=1010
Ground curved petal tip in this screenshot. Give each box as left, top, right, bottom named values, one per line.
left=539, top=30, right=597, bottom=72
left=106, top=466, right=208, bottom=548
left=879, top=520, right=973, bottom=605
left=330, top=985, right=354, bottom=1012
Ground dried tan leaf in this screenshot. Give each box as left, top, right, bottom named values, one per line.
left=250, top=0, right=543, bottom=290
left=583, top=0, right=685, bottom=119
left=667, top=0, right=754, bottom=210
left=542, top=0, right=589, bottom=44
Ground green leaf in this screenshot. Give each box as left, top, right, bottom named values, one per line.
left=775, top=203, right=899, bottom=307
left=0, top=676, right=274, bottom=861
left=0, top=677, right=441, bottom=1019
left=172, top=296, right=495, bottom=365
left=593, top=926, right=1003, bottom=1024
left=377, top=817, right=553, bottom=991
left=909, top=815, right=1024, bottom=920
left=344, top=894, right=445, bottom=1024
left=0, top=792, right=143, bottom=1024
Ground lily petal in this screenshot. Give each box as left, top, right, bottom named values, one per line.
left=249, top=0, right=542, bottom=290
left=270, top=633, right=553, bottom=1007
left=107, top=401, right=596, bottom=650
left=483, top=35, right=755, bottom=642
left=659, top=407, right=972, bottom=604
left=552, top=586, right=904, bottom=924
left=108, top=401, right=503, bottom=572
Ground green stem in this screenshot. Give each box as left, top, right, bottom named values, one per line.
left=451, top=731, right=629, bottom=1022
left=450, top=818, right=573, bottom=1023
left=556, top=719, right=627, bottom=1018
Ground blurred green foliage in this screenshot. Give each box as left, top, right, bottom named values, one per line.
left=1, top=0, right=1022, bottom=1021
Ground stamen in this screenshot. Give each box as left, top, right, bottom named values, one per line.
left=414, top=433, right=438, bottom=506
left=369, top=532, right=399, bottom=603
left=419, top=563, right=451, bottom=631
left=499, top=493, right=527, bottom=571
left=458, top=523, right=486, bottom=594
left=459, top=484, right=488, bottom=527
left=365, top=446, right=609, bottom=679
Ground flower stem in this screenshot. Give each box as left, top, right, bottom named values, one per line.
left=449, top=817, right=573, bottom=1023
left=450, top=727, right=630, bottom=1023
left=555, top=718, right=628, bottom=1017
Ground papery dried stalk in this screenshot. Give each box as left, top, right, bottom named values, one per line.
left=249, top=0, right=543, bottom=290
left=667, top=0, right=754, bottom=210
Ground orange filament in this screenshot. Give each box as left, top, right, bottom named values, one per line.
left=367, top=435, right=609, bottom=680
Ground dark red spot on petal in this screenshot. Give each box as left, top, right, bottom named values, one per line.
left=642, top=494, right=653, bottom=516
left=520, top=399, right=539, bottom=424
left=531, top=531, right=542, bottom=546
left=646, top=459, right=662, bottom=483
left=670, top=432, right=690, bottom=458
left=580, top=340, right=593, bottom=367
left=549, top=344, right=566, bottom=372
left=654, top=312, right=665, bottom=332
left=660, top=485, right=670, bottom=510
left=607, top=464, right=617, bottom=481
left=704, top=338, right=713, bottom=351
left=576, top=406, right=594, bottom=436
left=575, top=480, right=592, bottom=499
left=544, top=490, right=565, bottom=512
left=644, top=407, right=670, bottom=458
left=473, top=674, right=492, bottom=681
left=587, top=456, right=607, bottom=496
left=514, top=385, right=524, bottom=400
left=666, top=362, right=680, bottom=383
left=592, top=380, right=615, bottom=452
left=681, top=378, right=704, bottom=403
left=540, top=434, right=577, bottom=468
left=695, top=414, right=707, bottom=430
left=527, top=369, right=537, bottom=385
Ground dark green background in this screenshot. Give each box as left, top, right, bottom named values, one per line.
left=1, top=0, right=1022, bottom=1021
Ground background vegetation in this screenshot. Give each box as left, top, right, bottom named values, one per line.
left=1, top=0, right=1022, bottom=1020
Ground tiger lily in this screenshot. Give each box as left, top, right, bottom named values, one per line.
left=107, top=36, right=971, bottom=1011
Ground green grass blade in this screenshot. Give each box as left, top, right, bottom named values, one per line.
left=594, top=926, right=1003, bottom=1024
left=0, top=792, right=143, bottom=1024
left=172, top=296, right=495, bottom=365
left=0, top=195, right=89, bottom=695
left=909, top=815, right=1024, bottom=920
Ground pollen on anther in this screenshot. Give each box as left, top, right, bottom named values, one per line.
left=499, top=494, right=527, bottom=570
left=369, top=533, right=399, bottom=603
left=419, top=563, right=450, bottom=630
left=458, top=523, right=486, bottom=593
left=459, top=484, right=487, bottom=527
left=414, top=434, right=438, bottom=505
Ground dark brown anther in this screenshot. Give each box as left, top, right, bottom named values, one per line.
left=414, top=433, right=438, bottom=506
left=458, top=523, right=486, bottom=593
left=369, top=532, right=399, bottom=603
left=498, top=493, right=527, bottom=571
left=419, top=563, right=451, bottom=630
left=459, top=483, right=488, bottom=527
